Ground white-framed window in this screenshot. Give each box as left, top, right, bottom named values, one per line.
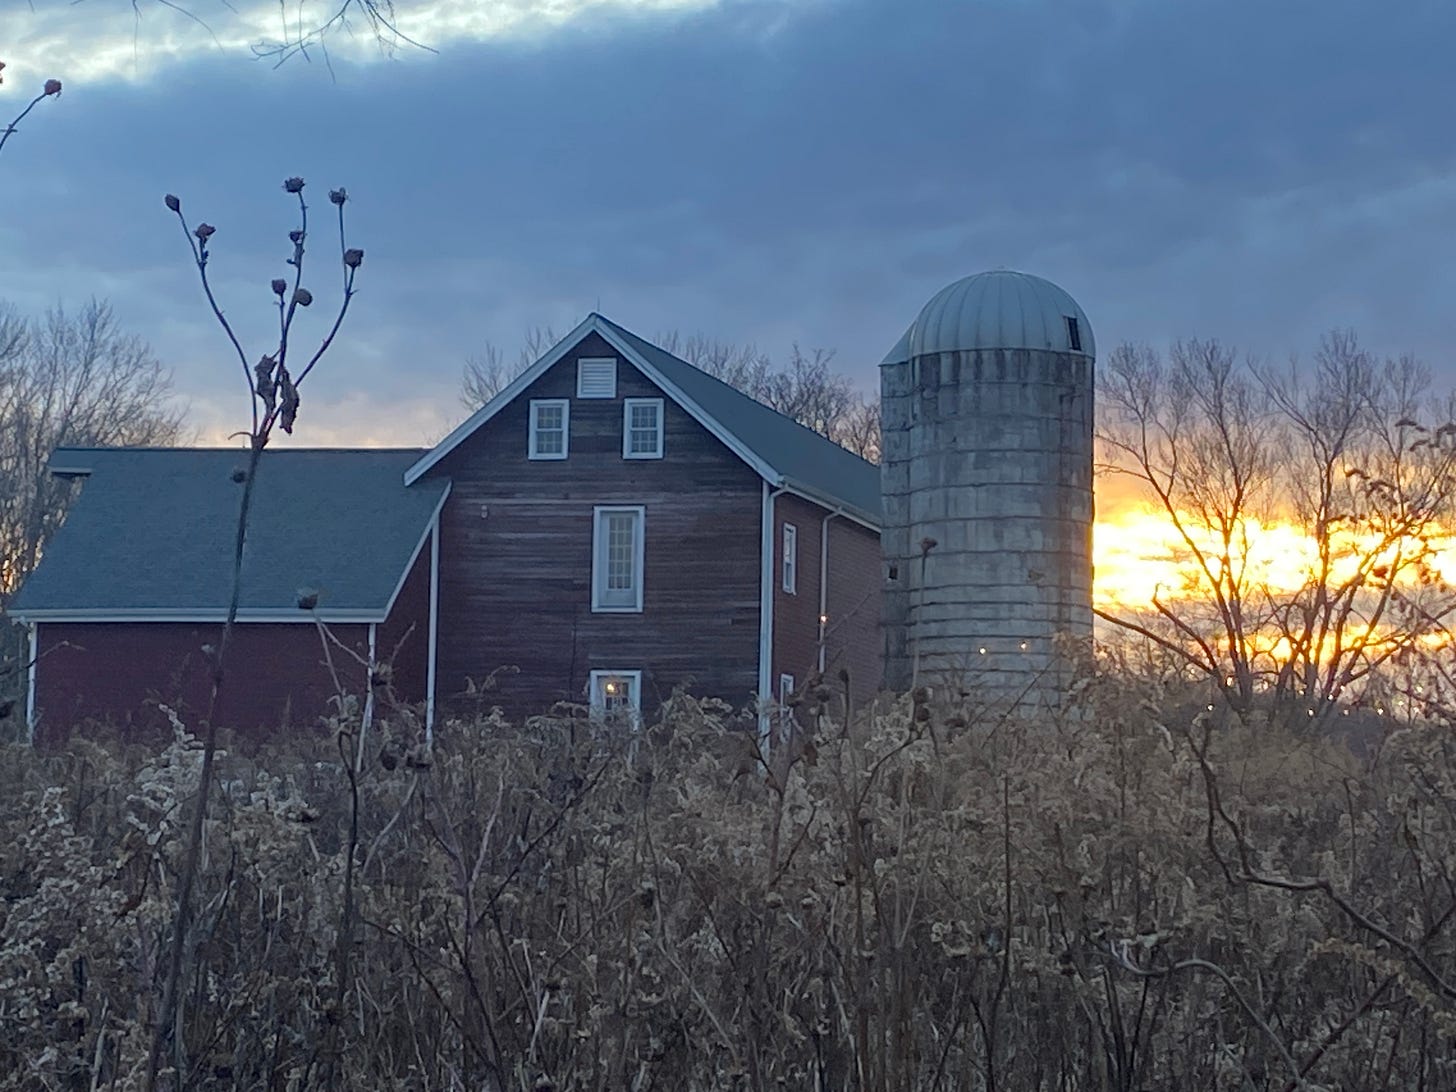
left=592, top=505, right=645, bottom=612
left=589, top=669, right=642, bottom=725
left=782, top=522, right=798, bottom=594
left=623, top=398, right=664, bottom=459
left=528, top=399, right=569, bottom=460
left=577, top=357, right=617, bottom=399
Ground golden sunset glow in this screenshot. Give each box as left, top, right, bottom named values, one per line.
left=1092, top=503, right=1456, bottom=612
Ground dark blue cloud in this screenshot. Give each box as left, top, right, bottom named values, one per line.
left=2, top=0, right=1454, bottom=442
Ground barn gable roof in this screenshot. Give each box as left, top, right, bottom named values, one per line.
left=9, top=448, right=449, bottom=622
left=405, top=314, right=882, bottom=527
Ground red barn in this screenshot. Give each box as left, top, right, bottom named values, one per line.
left=10, top=315, right=882, bottom=742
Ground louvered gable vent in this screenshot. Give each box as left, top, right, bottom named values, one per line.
left=576, top=358, right=617, bottom=399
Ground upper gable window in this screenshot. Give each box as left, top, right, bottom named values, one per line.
left=528, top=399, right=569, bottom=460
left=623, top=398, right=664, bottom=459
left=577, top=358, right=618, bottom=399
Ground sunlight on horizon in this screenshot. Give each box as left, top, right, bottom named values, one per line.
left=1093, top=505, right=1456, bottom=612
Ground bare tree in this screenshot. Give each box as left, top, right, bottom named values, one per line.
left=654, top=330, right=774, bottom=396
left=459, top=325, right=559, bottom=408
left=832, top=395, right=881, bottom=462
left=463, top=327, right=882, bottom=461
left=1098, top=331, right=1456, bottom=727
left=0, top=301, right=185, bottom=596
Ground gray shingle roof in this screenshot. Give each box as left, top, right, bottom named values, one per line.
left=9, top=448, right=447, bottom=620
left=595, top=317, right=882, bottom=524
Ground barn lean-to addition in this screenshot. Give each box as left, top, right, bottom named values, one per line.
left=10, top=313, right=884, bottom=742
left=10, top=268, right=1099, bottom=743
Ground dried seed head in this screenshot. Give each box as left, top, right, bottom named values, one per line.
left=282, top=176, right=305, bottom=193
left=343, top=248, right=364, bottom=269
left=296, top=588, right=319, bottom=610
left=329, top=187, right=348, bottom=206
left=289, top=229, right=304, bottom=244
left=292, top=288, right=313, bottom=307
left=43, top=78, right=61, bottom=96
left=164, top=194, right=181, bottom=213
left=194, top=223, right=215, bottom=243
left=271, top=278, right=287, bottom=296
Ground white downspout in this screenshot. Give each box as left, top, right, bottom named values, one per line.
left=425, top=516, right=441, bottom=745
left=817, top=509, right=843, bottom=674
left=25, top=623, right=37, bottom=746
left=757, top=482, right=788, bottom=740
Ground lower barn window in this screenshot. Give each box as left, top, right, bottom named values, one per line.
left=590, top=670, right=642, bottom=725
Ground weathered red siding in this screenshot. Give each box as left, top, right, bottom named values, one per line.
left=33, top=621, right=370, bottom=746
left=30, top=526, right=434, bottom=745
left=771, top=494, right=827, bottom=690
left=771, top=494, right=882, bottom=713
left=377, top=533, right=432, bottom=709
left=428, top=331, right=765, bottom=719
left=824, top=515, right=883, bottom=706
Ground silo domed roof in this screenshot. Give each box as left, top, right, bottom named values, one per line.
left=881, top=270, right=1094, bottom=364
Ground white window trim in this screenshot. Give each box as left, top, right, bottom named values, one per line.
left=622, top=398, right=665, bottom=460
left=577, top=357, right=618, bottom=399
left=782, top=522, right=798, bottom=594
left=528, top=399, right=569, bottom=460
left=591, top=505, right=645, bottom=613
left=589, top=669, right=643, bottom=725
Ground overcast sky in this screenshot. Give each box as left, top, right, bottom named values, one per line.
left=2, top=0, right=1452, bottom=446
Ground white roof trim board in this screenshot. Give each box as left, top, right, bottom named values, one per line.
left=407, top=314, right=599, bottom=485
left=20, top=609, right=387, bottom=623
left=405, top=314, right=784, bottom=489
left=380, top=481, right=451, bottom=618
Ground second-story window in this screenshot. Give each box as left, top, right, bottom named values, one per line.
left=623, top=398, right=664, bottom=459
left=782, top=523, right=798, bottom=594
left=592, top=505, right=645, bottom=612
left=529, top=399, right=569, bottom=460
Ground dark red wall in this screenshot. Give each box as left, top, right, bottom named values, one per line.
left=428, top=331, right=765, bottom=720
left=33, top=620, right=369, bottom=746
left=377, top=534, right=432, bottom=708
left=771, top=494, right=882, bottom=711
left=31, top=537, right=433, bottom=745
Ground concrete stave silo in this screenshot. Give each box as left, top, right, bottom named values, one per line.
left=880, top=270, right=1095, bottom=705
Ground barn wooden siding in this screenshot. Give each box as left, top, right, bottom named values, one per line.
left=427, top=331, right=765, bottom=720
left=32, top=622, right=369, bottom=745
left=771, top=494, right=883, bottom=711
left=31, top=541, right=433, bottom=746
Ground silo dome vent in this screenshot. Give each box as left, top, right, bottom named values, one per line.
left=882, top=269, right=1094, bottom=364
